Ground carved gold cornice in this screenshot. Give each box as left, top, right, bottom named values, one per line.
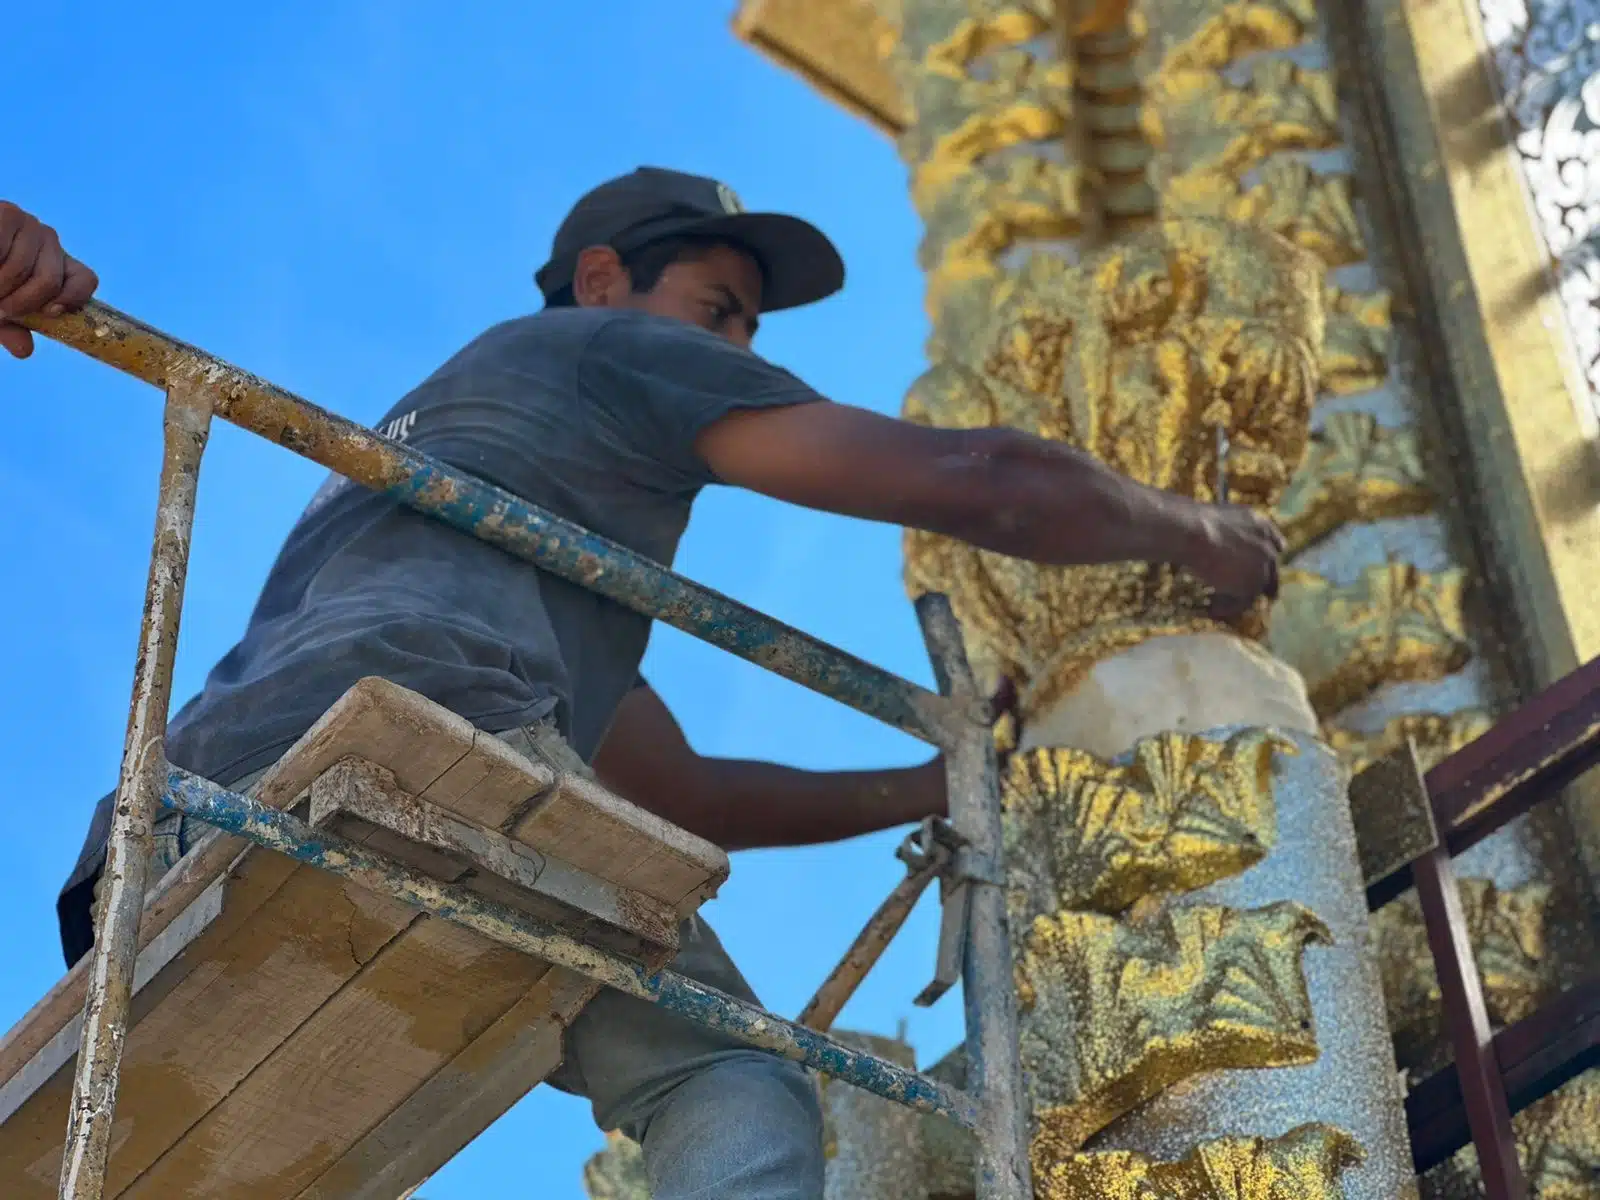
left=1019, top=899, right=1330, bottom=1156
left=1269, top=564, right=1472, bottom=718
left=731, top=0, right=909, bottom=133
left=1276, top=412, right=1432, bottom=555
left=1037, top=1122, right=1365, bottom=1199
left=1004, top=728, right=1291, bottom=919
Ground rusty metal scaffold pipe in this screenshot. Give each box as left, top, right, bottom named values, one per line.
left=25, top=302, right=958, bottom=746
left=58, top=387, right=213, bottom=1200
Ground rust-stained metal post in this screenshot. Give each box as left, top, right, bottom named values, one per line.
left=58, top=386, right=212, bottom=1200
left=915, top=594, right=1032, bottom=1200
left=799, top=835, right=945, bottom=1032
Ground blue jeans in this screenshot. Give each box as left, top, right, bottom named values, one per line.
left=142, top=729, right=827, bottom=1200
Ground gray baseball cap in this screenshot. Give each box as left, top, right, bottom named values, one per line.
left=534, top=166, right=845, bottom=313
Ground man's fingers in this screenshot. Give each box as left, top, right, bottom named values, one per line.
left=0, top=221, right=45, bottom=306
left=0, top=202, right=23, bottom=260
left=1, top=232, right=67, bottom=318
left=50, top=256, right=98, bottom=314
left=0, top=322, right=35, bottom=359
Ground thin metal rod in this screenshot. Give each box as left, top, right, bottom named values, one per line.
left=60, top=388, right=212, bottom=1200
left=1413, top=843, right=1528, bottom=1200
left=160, top=765, right=978, bottom=1129
left=798, top=860, right=941, bottom=1032
left=915, top=594, right=1033, bottom=1200
left=28, top=302, right=952, bottom=745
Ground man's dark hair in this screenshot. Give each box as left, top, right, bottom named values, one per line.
left=543, top=235, right=767, bottom=308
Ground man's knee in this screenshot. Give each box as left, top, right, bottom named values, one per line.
left=631, top=1054, right=825, bottom=1199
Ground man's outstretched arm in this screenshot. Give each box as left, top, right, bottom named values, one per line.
left=695, top=401, right=1285, bottom=618
left=591, top=682, right=946, bottom=852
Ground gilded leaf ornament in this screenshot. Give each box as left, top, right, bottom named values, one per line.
left=1018, top=900, right=1331, bottom=1154
left=1003, top=727, right=1292, bottom=919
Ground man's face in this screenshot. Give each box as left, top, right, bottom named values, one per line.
left=631, top=244, right=764, bottom=349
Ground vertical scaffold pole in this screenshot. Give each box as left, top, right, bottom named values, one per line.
left=915, top=594, right=1033, bottom=1200
left=59, top=386, right=213, bottom=1200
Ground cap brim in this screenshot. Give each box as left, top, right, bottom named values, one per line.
left=677, top=211, right=845, bottom=313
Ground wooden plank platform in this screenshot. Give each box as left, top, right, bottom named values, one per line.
left=0, top=677, right=728, bottom=1199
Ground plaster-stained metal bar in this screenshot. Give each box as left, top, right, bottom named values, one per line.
left=28, top=303, right=955, bottom=746
left=916, top=596, right=1033, bottom=1200
left=798, top=856, right=942, bottom=1032
left=59, top=388, right=212, bottom=1200
left=160, top=765, right=979, bottom=1128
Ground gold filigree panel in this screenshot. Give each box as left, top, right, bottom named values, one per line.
left=1038, top=1122, right=1365, bottom=1200
left=1374, top=878, right=1560, bottom=1073
left=1019, top=900, right=1330, bottom=1155
left=1276, top=412, right=1432, bottom=555
left=1269, top=564, right=1472, bottom=718
left=1004, top=728, right=1291, bottom=918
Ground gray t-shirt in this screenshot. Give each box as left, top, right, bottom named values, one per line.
left=57, top=306, right=820, bottom=964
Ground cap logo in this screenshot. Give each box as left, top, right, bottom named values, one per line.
left=715, top=182, right=745, bottom=215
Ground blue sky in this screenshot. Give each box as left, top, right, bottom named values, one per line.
left=1, top=2, right=961, bottom=1194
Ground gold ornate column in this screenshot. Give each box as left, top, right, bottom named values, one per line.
left=564, top=3, right=1600, bottom=1199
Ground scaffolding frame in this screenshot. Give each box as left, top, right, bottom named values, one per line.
left=30, top=300, right=1034, bottom=1200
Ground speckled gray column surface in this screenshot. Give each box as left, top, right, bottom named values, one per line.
left=1084, top=727, right=1415, bottom=1199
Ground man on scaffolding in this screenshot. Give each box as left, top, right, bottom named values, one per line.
left=0, top=174, right=1283, bottom=1200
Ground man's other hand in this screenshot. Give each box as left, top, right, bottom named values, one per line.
left=1187, top=505, right=1287, bottom=620
left=0, top=202, right=99, bottom=359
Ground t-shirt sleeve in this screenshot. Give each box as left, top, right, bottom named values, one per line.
left=577, top=313, right=826, bottom=491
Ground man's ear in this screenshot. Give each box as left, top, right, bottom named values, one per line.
left=572, top=245, right=632, bottom=307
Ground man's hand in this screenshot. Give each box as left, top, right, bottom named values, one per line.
left=0, top=202, right=99, bottom=359
left=1182, top=504, right=1286, bottom=620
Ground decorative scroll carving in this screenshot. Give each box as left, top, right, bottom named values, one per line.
left=1276, top=412, right=1432, bottom=555
left=1132, top=0, right=1319, bottom=79
left=905, top=218, right=1324, bottom=714
left=1037, top=1122, right=1365, bottom=1200
left=1163, top=159, right=1367, bottom=268
left=1374, top=879, right=1561, bottom=1074
left=1324, top=710, right=1493, bottom=778
left=1142, top=58, right=1341, bottom=189
left=1320, top=286, right=1393, bottom=397
left=891, top=2, right=1089, bottom=308
left=1003, top=728, right=1291, bottom=920
left=1269, top=564, right=1472, bottom=718
left=1018, top=900, right=1330, bottom=1155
